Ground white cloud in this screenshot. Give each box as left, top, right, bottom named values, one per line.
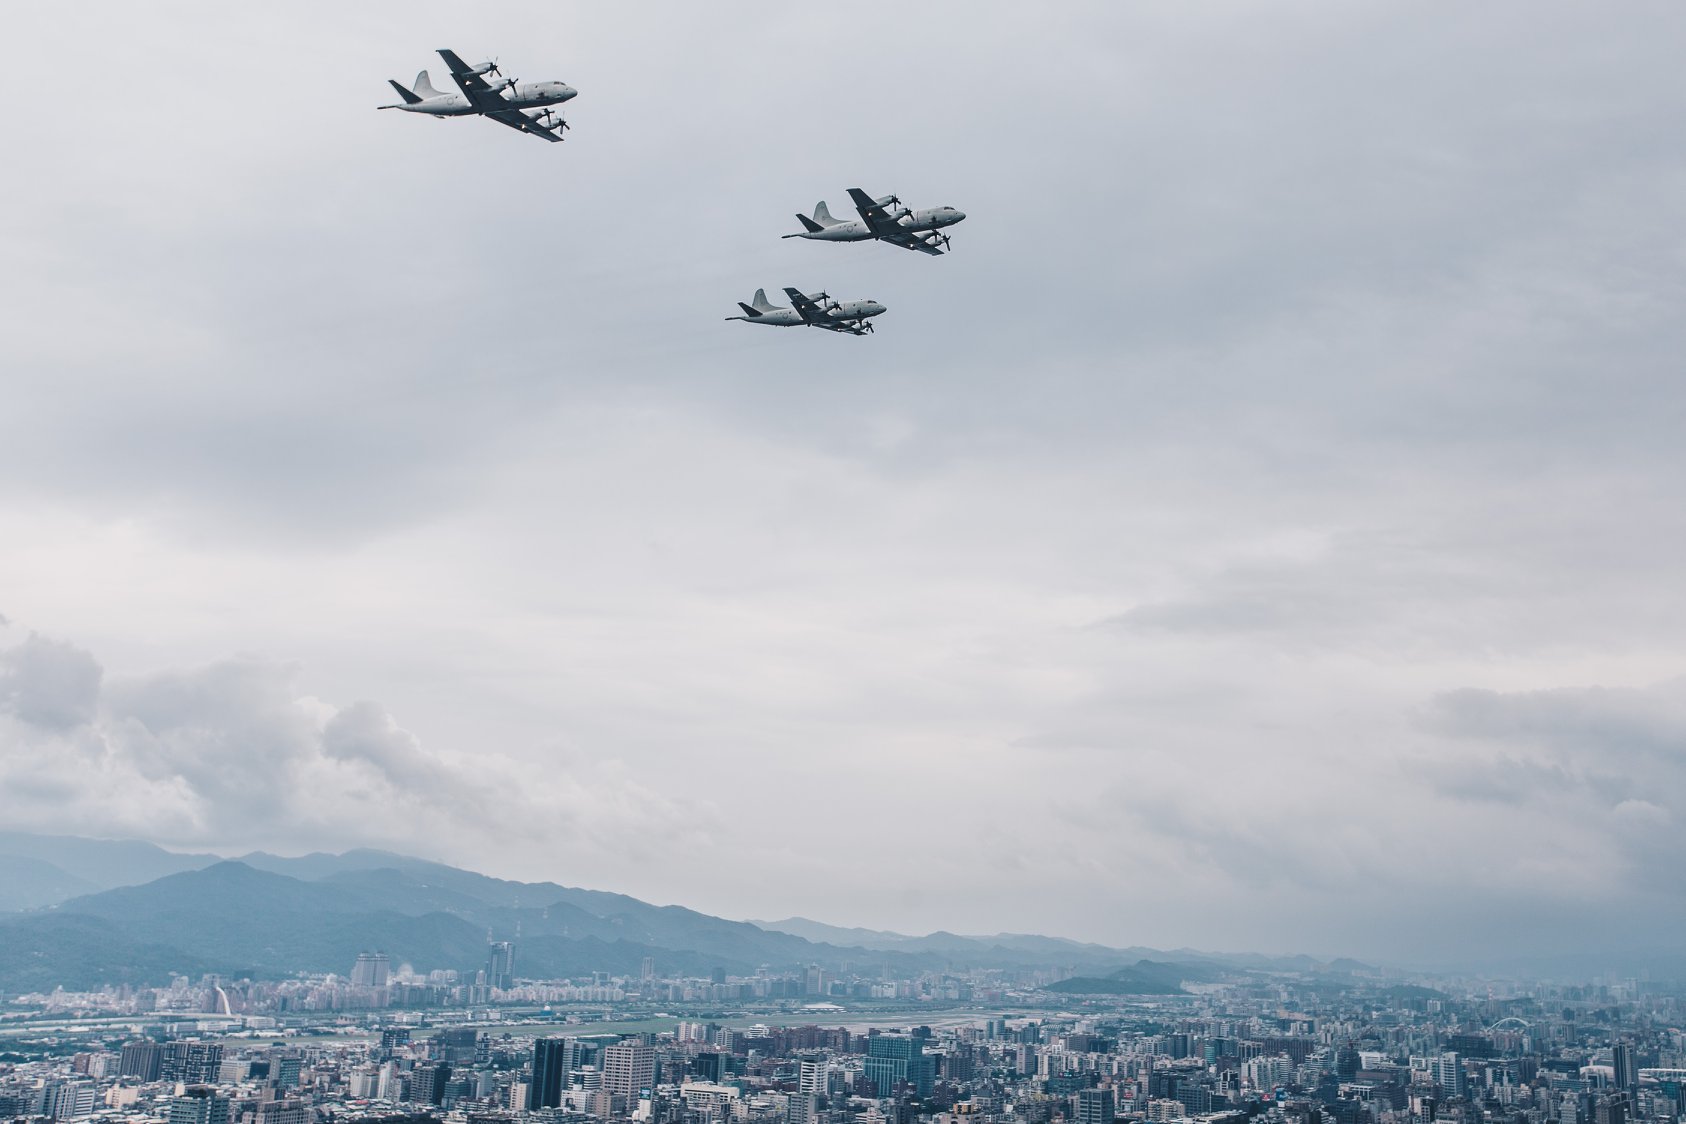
left=0, top=632, right=706, bottom=872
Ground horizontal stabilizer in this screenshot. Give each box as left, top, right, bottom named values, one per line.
left=794, top=212, right=824, bottom=233
left=385, top=79, right=422, bottom=105
left=737, top=302, right=762, bottom=318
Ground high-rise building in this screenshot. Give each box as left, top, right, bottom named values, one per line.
left=1612, top=1046, right=1636, bottom=1092
left=788, top=1094, right=819, bottom=1124
left=351, top=953, right=390, bottom=989
left=273, top=1054, right=302, bottom=1090
left=1175, top=1084, right=1212, bottom=1115
left=118, top=1041, right=163, bottom=1082
left=162, top=1043, right=225, bottom=1085
left=798, top=1060, right=828, bottom=1095
left=865, top=1036, right=934, bottom=1097
left=1076, top=1088, right=1116, bottom=1124
left=531, top=1039, right=579, bottom=1110
left=435, top=1028, right=480, bottom=1066
left=168, top=1089, right=230, bottom=1124
left=1432, top=1053, right=1465, bottom=1099
left=506, top=1082, right=530, bottom=1112
left=38, top=1081, right=96, bottom=1121
left=412, top=1064, right=451, bottom=1106
left=603, top=1040, right=656, bottom=1098
left=486, top=942, right=515, bottom=990
left=695, top=1053, right=728, bottom=1084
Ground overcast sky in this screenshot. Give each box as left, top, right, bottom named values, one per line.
left=3, top=2, right=1685, bottom=968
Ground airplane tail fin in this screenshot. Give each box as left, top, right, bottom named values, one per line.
left=384, top=79, right=423, bottom=106
left=813, top=201, right=841, bottom=226
left=750, top=288, right=778, bottom=313
left=412, top=70, right=444, bottom=98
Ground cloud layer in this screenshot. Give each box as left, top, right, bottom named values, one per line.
left=2, top=3, right=1685, bottom=966
left=0, top=631, right=703, bottom=869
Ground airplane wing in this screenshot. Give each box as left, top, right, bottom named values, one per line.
left=437, top=48, right=497, bottom=102
left=813, top=319, right=869, bottom=336
left=781, top=289, right=868, bottom=334
left=876, top=228, right=948, bottom=256
left=846, top=187, right=902, bottom=233
left=484, top=107, right=566, bottom=142
left=782, top=288, right=830, bottom=325
left=846, top=188, right=947, bottom=254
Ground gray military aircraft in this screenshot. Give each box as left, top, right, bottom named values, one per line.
left=724, top=288, right=887, bottom=336
left=783, top=187, right=966, bottom=255
left=380, top=49, right=576, bottom=143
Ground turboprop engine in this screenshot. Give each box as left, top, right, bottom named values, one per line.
left=873, top=193, right=910, bottom=220
left=525, top=109, right=568, bottom=131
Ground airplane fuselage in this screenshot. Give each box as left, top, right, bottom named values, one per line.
left=795, top=207, right=966, bottom=242
left=394, top=81, right=576, bottom=116
left=827, top=299, right=887, bottom=322
left=744, top=309, right=806, bottom=327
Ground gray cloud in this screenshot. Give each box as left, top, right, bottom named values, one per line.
left=1417, top=682, right=1686, bottom=832
left=0, top=631, right=704, bottom=867
left=1425, top=682, right=1686, bottom=764
left=0, top=634, right=103, bottom=730
left=322, top=699, right=431, bottom=783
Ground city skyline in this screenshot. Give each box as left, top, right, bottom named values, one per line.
left=5, top=967, right=1681, bottom=1124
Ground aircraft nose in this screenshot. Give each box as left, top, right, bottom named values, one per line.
left=951, top=210, right=966, bottom=222
left=560, top=85, right=578, bottom=100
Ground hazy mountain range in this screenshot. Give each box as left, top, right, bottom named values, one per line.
left=2, top=833, right=1673, bottom=993
left=0, top=832, right=1371, bottom=995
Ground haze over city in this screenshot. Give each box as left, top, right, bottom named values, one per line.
left=4, top=2, right=1686, bottom=972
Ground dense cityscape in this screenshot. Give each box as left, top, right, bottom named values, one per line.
left=4, top=943, right=1682, bottom=1124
